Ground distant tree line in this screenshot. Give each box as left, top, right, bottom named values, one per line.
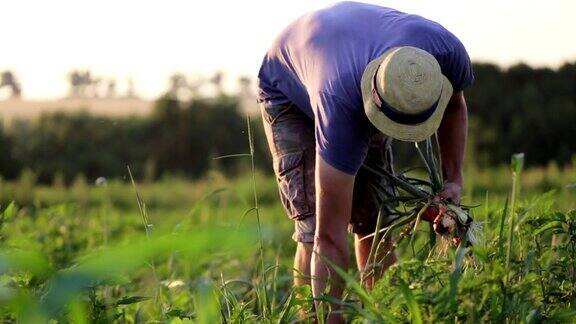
left=466, top=63, right=576, bottom=167
left=0, top=62, right=574, bottom=183
left=0, top=96, right=270, bottom=183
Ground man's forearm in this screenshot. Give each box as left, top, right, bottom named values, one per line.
left=313, top=156, right=355, bottom=323
left=437, top=92, right=468, bottom=186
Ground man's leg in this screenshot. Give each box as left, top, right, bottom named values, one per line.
left=259, top=101, right=316, bottom=293
left=355, top=234, right=397, bottom=289
left=293, top=212, right=317, bottom=287
left=350, top=135, right=398, bottom=289
left=294, top=242, right=313, bottom=287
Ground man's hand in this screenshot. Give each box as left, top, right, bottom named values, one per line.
left=436, top=182, right=462, bottom=204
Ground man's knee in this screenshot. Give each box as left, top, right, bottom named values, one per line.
left=296, top=242, right=314, bottom=256
left=313, top=227, right=348, bottom=253
left=295, top=242, right=313, bottom=265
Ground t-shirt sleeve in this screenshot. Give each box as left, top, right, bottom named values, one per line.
left=313, top=91, right=371, bottom=175
left=435, top=40, right=475, bottom=92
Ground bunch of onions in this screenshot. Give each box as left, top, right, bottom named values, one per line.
left=420, top=202, right=481, bottom=246
left=364, top=137, right=482, bottom=248
left=360, top=138, right=481, bottom=285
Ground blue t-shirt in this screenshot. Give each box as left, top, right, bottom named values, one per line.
left=257, top=1, right=474, bottom=175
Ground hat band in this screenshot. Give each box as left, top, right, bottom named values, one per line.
left=371, top=66, right=440, bottom=125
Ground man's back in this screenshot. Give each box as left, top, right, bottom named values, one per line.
left=258, top=1, right=474, bottom=174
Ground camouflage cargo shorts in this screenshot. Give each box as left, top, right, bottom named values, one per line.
left=260, top=102, right=397, bottom=243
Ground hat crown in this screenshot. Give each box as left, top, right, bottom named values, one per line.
left=376, top=47, right=443, bottom=114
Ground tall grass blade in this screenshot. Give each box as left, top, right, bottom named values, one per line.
left=398, top=278, right=423, bottom=324
left=213, top=153, right=252, bottom=160
left=319, top=254, right=394, bottom=321
left=409, top=202, right=430, bottom=257
left=363, top=209, right=385, bottom=286
left=277, top=289, right=297, bottom=323
left=505, top=153, right=524, bottom=283
left=187, top=188, right=228, bottom=219
left=246, top=116, right=269, bottom=318
left=448, top=237, right=468, bottom=308
left=497, top=195, right=509, bottom=257
left=127, top=165, right=152, bottom=239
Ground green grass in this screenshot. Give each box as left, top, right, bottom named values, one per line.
left=0, top=163, right=574, bottom=322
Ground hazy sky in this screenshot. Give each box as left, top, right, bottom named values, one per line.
left=1, top=0, right=575, bottom=100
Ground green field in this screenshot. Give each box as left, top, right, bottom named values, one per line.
left=0, top=163, right=575, bottom=323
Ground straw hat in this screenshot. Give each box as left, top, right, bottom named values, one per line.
left=361, top=46, right=453, bottom=142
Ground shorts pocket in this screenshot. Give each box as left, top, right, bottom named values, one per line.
left=261, top=103, right=293, bottom=126
left=274, top=151, right=311, bottom=219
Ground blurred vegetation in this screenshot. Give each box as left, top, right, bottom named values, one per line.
left=0, top=164, right=573, bottom=214
left=0, top=166, right=573, bottom=321
left=0, top=62, right=575, bottom=184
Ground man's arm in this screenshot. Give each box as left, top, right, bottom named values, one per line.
left=437, top=91, right=468, bottom=204
left=312, top=155, right=355, bottom=323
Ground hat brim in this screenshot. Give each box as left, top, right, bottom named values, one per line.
left=361, top=49, right=454, bottom=142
